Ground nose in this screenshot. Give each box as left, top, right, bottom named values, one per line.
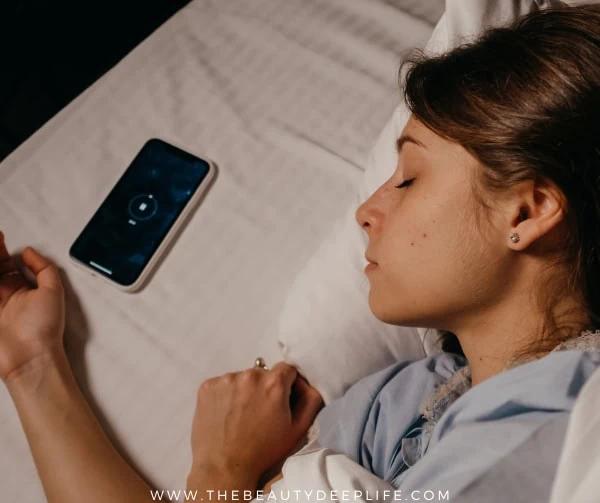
left=355, top=181, right=392, bottom=239
left=355, top=198, right=374, bottom=236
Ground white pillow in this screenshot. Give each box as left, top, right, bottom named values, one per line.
left=277, top=0, right=567, bottom=405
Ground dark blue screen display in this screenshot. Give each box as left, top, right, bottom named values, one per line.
left=70, top=139, right=210, bottom=286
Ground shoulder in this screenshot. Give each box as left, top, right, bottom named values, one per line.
left=396, top=350, right=600, bottom=495
left=397, top=410, right=572, bottom=499
left=455, top=413, right=572, bottom=502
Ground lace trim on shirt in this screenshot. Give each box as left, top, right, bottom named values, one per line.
left=417, top=328, right=600, bottom=435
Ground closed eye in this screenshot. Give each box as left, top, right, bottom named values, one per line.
left=395, top=178, right=415, bottom=189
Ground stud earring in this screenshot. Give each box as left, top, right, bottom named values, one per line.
left=510, top=232, right=520, bottom=243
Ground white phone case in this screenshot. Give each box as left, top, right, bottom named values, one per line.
left=69, top=139, right=217, bottom=293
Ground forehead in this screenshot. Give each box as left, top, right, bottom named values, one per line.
left=403, top=115, right=443, bottom=145
left=402, top=115, right=475, bottom=165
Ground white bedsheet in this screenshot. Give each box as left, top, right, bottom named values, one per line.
left=0, top=0, right=439, bottom=500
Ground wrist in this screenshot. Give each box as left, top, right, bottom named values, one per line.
left=4, top=345, right=71, bottom=396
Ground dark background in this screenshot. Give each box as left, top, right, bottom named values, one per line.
left=0, top=0, right=192, bottom=163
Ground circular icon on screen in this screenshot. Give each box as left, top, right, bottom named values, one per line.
left=128, top=194, right=158, bottom=221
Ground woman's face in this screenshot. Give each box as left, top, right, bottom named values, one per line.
left=355, top=115, right=508, bottom=331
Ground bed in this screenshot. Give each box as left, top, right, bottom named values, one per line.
left=0, top=0, right=443, bottom=499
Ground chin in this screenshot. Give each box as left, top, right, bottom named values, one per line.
left=369, top=298, right=404, bottom=324
left=368, top=295, right=425, bottom=327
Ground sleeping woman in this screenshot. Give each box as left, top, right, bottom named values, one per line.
left=2, top=2, right=600, bottom=502
left=312, top=3, right=600, bottom=499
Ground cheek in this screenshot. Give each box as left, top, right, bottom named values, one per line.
left=368, top=208, right=468, bottom=325
left=384, top=190, right=473, bottom=278
left=367, top=180, right=498, bottom=325
left=408, top=200, right=494, bottom=300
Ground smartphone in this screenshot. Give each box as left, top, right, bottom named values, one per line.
left=69, top=138, right=216, bottom=292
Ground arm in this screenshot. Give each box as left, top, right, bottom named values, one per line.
left=0, top=236, right=160, bottom=503
left=1, top=233, right=321, bottom=503
left=6, top=348, right=159, bottom=503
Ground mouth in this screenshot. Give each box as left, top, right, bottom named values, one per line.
left=364, top=253, right=378, bottom=265
left=364, top=262, right=378, bottom=272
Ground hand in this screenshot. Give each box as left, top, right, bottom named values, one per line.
left=188, top=361, right=324, bottom=489
left=0, top=231, right=65, bottom=385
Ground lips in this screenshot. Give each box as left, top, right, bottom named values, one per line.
left=365, top=253, right=377, bottom=264
left=364, top=262, right=378, bottom=273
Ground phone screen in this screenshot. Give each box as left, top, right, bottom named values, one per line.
left=70, top=139, right=211, bottom=287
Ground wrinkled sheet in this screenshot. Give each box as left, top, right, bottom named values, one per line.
left=0, top=0, right=440, bottom=500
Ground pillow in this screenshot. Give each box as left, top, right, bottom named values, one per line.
left=277, top=0, right=568, bottom=405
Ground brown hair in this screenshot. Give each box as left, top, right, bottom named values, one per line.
left=397, top=4, right=600, bottom=362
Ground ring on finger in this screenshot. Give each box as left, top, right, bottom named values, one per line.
left=0, top=270, right=21, bottom=277
left=254, top=357, right=269, bottom=370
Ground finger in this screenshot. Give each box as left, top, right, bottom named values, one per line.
left=269, top=361, right=298, bottom=394
left=0, top=234, right=23, bottom=276
left=0, top=231, right=10, bottom=261
left=22, top=247, right=63, bottom=292
left=0, top=257, right=26, bottom=283
left=0, top=256, right=21, bottom=273
left=290, top=377, right=324, bottom=433
left=293, top=374, right=323, bottom=407
left=0, top=267, right=27, bottom=301
left=0, top=234, right=27, bottom=299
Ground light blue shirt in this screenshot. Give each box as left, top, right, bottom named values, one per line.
left=316, top=349, right=600, bottom=502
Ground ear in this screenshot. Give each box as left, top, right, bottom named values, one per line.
left=508, top=179, right=566, bottom=252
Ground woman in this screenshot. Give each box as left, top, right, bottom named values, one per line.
left=311, top=2, right=600, bottom=500
left=3, top=3, right=600, bottom=502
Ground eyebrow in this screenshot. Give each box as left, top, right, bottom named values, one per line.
left=396, top=134, right=427, bottom=153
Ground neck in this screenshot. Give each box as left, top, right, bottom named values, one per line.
left=449, top=291, right=588, bottom=387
